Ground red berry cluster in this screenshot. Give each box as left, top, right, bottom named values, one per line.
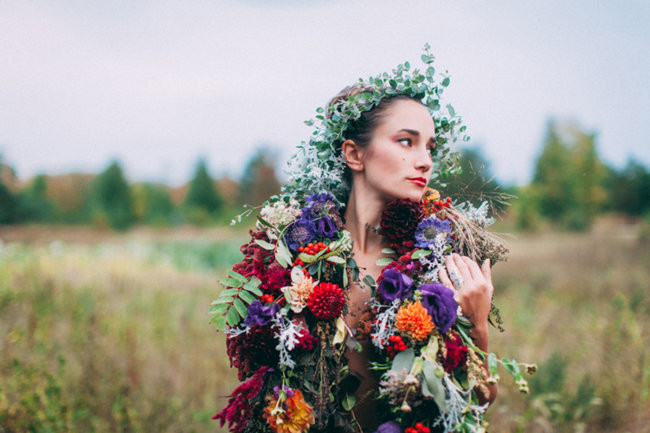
left=424, top=196, right=452, bottom=215
left=260, top=294, right=274, bottom=303
left=294, top=242, right=330, bottom=266
left=405, top=422, right=430, bottom=433
left=385, top=335, right=408, bottom=359
left=298, top=242, right=329, bottom=255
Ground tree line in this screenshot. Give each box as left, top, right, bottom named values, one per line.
left=0, top=147, right=281, bottom=230
left=1, top=120, right=649, bottom=231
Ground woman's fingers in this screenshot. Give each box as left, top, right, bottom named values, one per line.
left=438, top=267, right=454, bottom=290
left=481, top=259, right=494, bottom=297
left=461, top=256, right=483, bottom=281
left=452, top=253, right=472, bottom=280
left=444, top=255, right=463, bottom=289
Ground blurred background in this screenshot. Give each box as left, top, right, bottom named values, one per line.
left=1, top=1, right=648, bottom=432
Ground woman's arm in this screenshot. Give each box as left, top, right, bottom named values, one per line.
left=439, top=253, right=498, bottom=405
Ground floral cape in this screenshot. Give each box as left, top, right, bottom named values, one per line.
left=210, top=189, right=533, bottom=433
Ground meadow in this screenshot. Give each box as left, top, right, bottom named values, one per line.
left=0, top=220, right=648, bottom=433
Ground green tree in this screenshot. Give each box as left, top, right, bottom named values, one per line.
left=90, top=160, right=135, bottom=230
left=606, top=159, right=650, bottom=216
left=237, top=146, right=281, bottom=206
left=133, top=183, right=176, bottom=225
left=0, top=181, right=17, bottom=223
left=18, top=175, right=55, bottom=222
left=184, top=158, right=223, bottom=223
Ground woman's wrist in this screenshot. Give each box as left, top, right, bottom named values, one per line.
left=470, top=323, right=489, bottom=352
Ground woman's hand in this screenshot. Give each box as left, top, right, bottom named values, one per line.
left=438, top=253, right=493, bottom=344
left=439, top=253, right=497, bottom=405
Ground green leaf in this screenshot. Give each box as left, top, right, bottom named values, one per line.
left=211, top=314, right=227, bottom=329
left=442, top=77, right=450, bottom=87
left=219, top=288, right=240, bottom=297
left=221, top=277, right=243, bottom=288
left=390, top=348, right=415, bottom=373
left=423, top=361, right=447, bottom=413
left=327, top=255, right=346, bottom=264
left=411, top=249, right=432, bottom=260
left=254, top=239, right=276, bottom=251
left=212, top=296, right=234, bottom=305
left=362, top=275, right=375, bottom=289
left=243, top=284, right=263, bottom=297
left=341, top=394, right=356, bottom=411
left=275, top=241, right=292, bottom=268
left=502, top=358, right=523, bottom=381
left=239, top=290, right=256, bottom=305
left=208, top=303, right=228, bottom=315
left=487, top=353, right=498, bottom=377
left=375, top=257, right=393, bottom=266
left=446, top=104, right=456, bottom=118
left=381, top=248, right=396, bottom=255
left=226, top=307, right=241, bottom=327
left=233, top=298, right=248, bottom=318
left=256, top=216, right=273, bottom=228
left=227, top=270, right=248, bottom=283
left=244, top=276, right=262, bottom=291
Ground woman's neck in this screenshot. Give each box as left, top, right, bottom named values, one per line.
left=343, top=185, right=388, bottom=255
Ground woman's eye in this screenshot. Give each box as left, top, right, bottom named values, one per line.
left=398, top=138, right=411, bottom=147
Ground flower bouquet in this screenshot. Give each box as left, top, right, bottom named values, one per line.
left=210, top=189, right=534, bottom=433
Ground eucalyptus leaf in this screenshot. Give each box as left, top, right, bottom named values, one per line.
left=390, top=348, right=415, bottom=373
left=381, top=248, right=396, bottom=255
left=275, top=241, right=292, bottom=268
left=327, top=255, right=346, bottom=264
left=375, top=257, right=393, bottom=266
left=411, top=249, right=432, bottom=260
left=423, top=360, right=447, bottom=413
left=254, top=239, right=276, bottom=251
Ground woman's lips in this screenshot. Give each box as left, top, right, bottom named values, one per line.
left=408, top=177, right=427, bottom=187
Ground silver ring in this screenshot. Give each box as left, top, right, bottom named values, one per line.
left=449, top=270, right=464, bottom=288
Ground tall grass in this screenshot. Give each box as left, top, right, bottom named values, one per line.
left=0, top=222, right=648, bottom=432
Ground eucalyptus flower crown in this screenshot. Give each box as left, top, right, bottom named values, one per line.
left=283, top=43, right=468, bottom=207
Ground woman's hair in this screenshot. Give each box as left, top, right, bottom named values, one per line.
left=327, top=84, right=421, bottom=182
left=327, top=84, right=418, bottom=149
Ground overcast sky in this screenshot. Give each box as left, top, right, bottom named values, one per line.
left=1, top=0, right=649, bottom=186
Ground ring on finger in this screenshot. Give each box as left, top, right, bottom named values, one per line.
left=449, top=270, right=464, bottom=288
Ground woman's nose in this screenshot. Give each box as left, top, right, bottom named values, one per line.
left=415, top=147, right=433, bottom=172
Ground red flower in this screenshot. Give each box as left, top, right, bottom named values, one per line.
left=213, top=366, right=270, bottom=433
left=443, top=332, right=468, bottom=373
left=307, top=282, right=345, bottom=320
left=295, top=327, right=317, bottom=351
left=232, top=229, right=274, bottom=278
left=226, top=325, right=278, bottom=381
left=261, top=261, right=290, bottom=293
left=380, top=199, right=426, bottom=243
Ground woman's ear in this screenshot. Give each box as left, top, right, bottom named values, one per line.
left=341, top=139, right=364, bottom=173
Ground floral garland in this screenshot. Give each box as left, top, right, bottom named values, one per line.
left=212, top=47, right=533, bottom=433
left=210, top=189, right=533, bottom=433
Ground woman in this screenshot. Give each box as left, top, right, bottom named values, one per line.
left=214, top=50, right=513, bottom=433
left=332, top=87, right=497, bottom=430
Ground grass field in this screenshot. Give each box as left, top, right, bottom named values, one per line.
left=0, top=220, right=648, bottom=433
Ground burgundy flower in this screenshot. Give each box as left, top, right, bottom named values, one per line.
left=377, top=269, right=414, bottom=302
left=380, top=199, right=426, bottom=243
left=418, top=283, right=457, bottom=334
left=443, top=332, right=468, bottom=373
left=261, top=261, right=290, bottom=293
left=213, top=366, right=270, bottom=433
left=295, top=327, right=317, bottom=351
left=308, top=282, right=345, bottom=320
left=226, top=325, right=278, bottom=381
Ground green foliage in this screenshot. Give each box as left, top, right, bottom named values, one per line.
left=133, top=183, right=176, bottom=226
left=0, top=180, right=17, bottom=223
left=605, top=158, right=650, bottom=216
left=525, top=120, right=608, bottom=230
left=17, top=174, right=56, bottom=222
left=90, top=160, right=135, bottom=230
left=184, top=158, right=223, bottom=224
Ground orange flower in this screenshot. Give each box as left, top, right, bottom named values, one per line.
left=264, top=389, right=315, bottom=433
left=395, top=301, right=435, bottom=341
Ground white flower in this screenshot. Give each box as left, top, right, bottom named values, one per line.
left=257, top=199, right=302, bottom=239
left=284, top=267, right=318, bottom=313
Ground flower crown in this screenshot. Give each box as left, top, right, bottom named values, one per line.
left=282, top=43, right=468, bottom=207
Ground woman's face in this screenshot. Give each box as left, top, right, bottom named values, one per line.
left=357, top=99, right=436, bottom=202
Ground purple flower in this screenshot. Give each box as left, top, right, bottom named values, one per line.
left=418, top=283, right=457, bottom=334
left=306, top=192, right=335, bottom=204
left=373, top=421, right=402, bottom=433
left=414, top=216, right=451, bottom=249
left=244, top=300, right=280, bottom=327
left=314, top=215, right=338, bottom=238
left=285, top=218, right=316, bottom=251
left=377, top=269, right=414, bottom=302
